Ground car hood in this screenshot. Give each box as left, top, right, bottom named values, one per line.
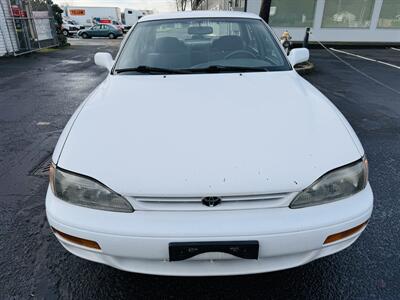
left=56, top=71, right=362, bottom=196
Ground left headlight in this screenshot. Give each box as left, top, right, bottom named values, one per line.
left=290, top=158, right=368, bottom=209
left=49, top=164, right=134, bottom=213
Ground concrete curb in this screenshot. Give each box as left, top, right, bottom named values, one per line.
left=295, top=61, right=314, bottom=75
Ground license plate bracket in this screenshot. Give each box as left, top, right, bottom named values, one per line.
left=169, top=241, right=259, bottom=262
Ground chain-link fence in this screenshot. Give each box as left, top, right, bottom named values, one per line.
left=2, top=0, right=58, bottom=55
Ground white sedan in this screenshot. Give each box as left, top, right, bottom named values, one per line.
left=46, top=11, right=373, bottom=276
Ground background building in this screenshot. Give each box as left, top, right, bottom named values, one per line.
left=193, top=0, right=400, bottom=44
left=0, top=0, right=58, bottom=56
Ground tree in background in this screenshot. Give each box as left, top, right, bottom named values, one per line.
left=259, top=0, right=272, bottom=23
left=176, top=0, right=187, bottom=11
left=176, top=0, right=198, bottom=11
left=51, top=2, right=68, bottom=46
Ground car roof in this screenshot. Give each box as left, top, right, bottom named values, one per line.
left=139, top=11, right=261, bottom=23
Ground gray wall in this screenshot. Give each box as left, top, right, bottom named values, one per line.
left=246, top=0, right=262, bottom=16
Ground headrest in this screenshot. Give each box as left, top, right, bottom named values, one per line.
left=155, top=37, right=186, bottom=53
left=212, top=35, right=244, bottom=51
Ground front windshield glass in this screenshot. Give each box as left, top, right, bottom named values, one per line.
left=115, top=18, right=291, bottom=74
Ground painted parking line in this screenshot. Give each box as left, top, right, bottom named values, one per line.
left=330, top=48, right=400, bottom=70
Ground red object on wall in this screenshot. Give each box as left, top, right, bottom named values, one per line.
left=11, top=5, right=21, bottom=16
left=11, top=5, right=27, bottom=17
left=99, top=19, right=112, bottom=24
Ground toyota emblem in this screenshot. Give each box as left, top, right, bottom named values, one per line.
left=201, top=196, right=221, bottom=207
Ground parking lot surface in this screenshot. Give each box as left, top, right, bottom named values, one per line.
left=0, top=40, right=399, bottom=299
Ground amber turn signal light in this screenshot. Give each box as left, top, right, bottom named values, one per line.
left=324, top=221, right=368, bottom=244
left=52, top=227, right=101, bottom=250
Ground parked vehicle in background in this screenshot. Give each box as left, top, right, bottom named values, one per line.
left=63, top=6, right=121, bottom=28
left=123, top=9, right=152, bottom=30
left=95, top=18, right=112, bottom=24
left=61, top=20, right=82, bottom=36
left=123, top=9, right=142, bottom=31
left=69, top=19, right=85, bottom=29
left=112, top=20, right=127, bottom=33
left=78, top=24, right=122, bottom=39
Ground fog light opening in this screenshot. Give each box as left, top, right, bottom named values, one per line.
left=324, top=221, right=369, bottom=244
left=52, top=227, right=101, bottom=250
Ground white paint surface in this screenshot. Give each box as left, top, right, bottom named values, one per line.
left=47, top=12, right=373, bottom=276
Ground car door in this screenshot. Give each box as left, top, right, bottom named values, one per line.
left=90, top=25, right=101, bottom=37
left=99, top=25, right=110, bottom=37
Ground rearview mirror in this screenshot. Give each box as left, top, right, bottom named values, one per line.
left=288, top=48, right=309, bottom=66
left=188, top=26, right=213, bottom=35
left=94, top=52, right=114, bottom=71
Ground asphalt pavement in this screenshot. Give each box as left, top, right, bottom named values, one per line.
left=0, top=40, right=399, bottom=299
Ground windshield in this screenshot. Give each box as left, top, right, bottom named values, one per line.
left=114, top=18, right=291, bottom=74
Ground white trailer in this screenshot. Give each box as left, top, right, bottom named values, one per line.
left=123, top=9, right=153, bottom=29
left=63, top=6, right=121, bottom=28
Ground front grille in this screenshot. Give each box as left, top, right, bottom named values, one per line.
left=128, top=192, right=295, bottom=211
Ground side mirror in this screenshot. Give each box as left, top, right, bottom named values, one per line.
left=94, top=52, right=114, bottom=71
left=288, top=48, right=309, bottom=66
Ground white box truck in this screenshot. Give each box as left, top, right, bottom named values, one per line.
left=63, top=6, right=122, bottom=28
left=123, top=9, right=153, bottom=30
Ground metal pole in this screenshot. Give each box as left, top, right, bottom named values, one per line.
left=303, top=27, right=310, bottom=49
left=47, top=2, right=59, bottom=46
left=27, top=0, right=41, bottom=49
left=259, top=0, right=272, bottom=23
left=18, top=0, right=32, bottom=52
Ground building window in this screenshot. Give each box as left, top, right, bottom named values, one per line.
left=233, top=0, right=246, bottom=11
left=203, top=0, right=226, bottom=10
left=269, top=0, right=317, bottom=27
left=322, top=0, right=375, bottom=28
left=378, top=0, right=400, bottom=28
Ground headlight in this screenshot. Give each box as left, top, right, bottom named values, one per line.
left=290, top=158, right=368, bottom=209
left=49, top=164, right=133, bottom=213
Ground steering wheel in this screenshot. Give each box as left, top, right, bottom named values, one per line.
left=224, top=50, right=257, bottom=60
left=262, top=56, right=277, bottom=65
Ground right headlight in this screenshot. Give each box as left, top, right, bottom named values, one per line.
left=49, top=164, right=134, bottom=213
left=290, top=158, right=368, bottom=209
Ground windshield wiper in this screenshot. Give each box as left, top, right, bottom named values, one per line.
left=188, top=65, right=270, bottom=73
left=114, top=65, right=190, bottom=75
left=114, top=65, right=269, bottom=75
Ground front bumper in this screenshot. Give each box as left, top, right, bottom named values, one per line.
left=46, top=184, right=373, bottom=276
